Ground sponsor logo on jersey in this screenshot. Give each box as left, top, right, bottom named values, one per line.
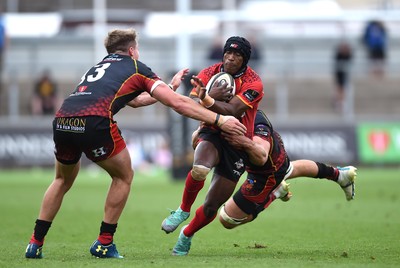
left=78, top=86, right=88, bottom=92
left=70, top=91, right=92, bottom=97
left=255, top=124, right=269, bottom=137
left=243, top=89, right=259, bottom=102
left=244, top=178, right=255, bottom=191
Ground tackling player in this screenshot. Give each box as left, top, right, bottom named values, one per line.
left=219, top=110, right=357, bottom=229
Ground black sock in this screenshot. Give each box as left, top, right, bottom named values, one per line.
left=33, top=219, right=52, bottom=242
left=100, top=221, right=117, bottom=235
left=315, top=162, right=338, bottom=181
left=98, top=221, right=118, bottom=245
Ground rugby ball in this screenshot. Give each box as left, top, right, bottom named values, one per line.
left=205, top=72, right=236, bottom=95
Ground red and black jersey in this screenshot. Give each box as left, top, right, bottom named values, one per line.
left=247, top=110, right=288, bottom=174
left=190, top=63, right=264, bottom=139
left=56, top=54, right=162, bottom=119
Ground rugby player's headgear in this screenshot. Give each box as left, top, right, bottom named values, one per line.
left=223, top=36, right=252, bottom=67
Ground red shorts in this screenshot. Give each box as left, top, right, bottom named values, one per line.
left=52, top=116, right=126, bottom=164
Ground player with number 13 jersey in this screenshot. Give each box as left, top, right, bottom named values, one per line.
left=57, top=54, right=160, bottom=118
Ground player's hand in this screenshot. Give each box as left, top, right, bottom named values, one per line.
left=209, top=83, right=234, bottom=102
left=191, top=75, right=207, bottom=100
left=221, top=131, right=247, bottom=150
left=169, top=68, right=190, bottom=91
left=218, top=115, right=246, bottom=136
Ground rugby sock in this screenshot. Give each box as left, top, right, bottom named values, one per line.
left=183, top=205, right=216, bottom=237
left=180, top=171, right=205, bottom=212
left=30, top=219, right=52, bottom=246
left=98, top=221, right=117, bottom=245
left=315, top=162, right=339, bottom=181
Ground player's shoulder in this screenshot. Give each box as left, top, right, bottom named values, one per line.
left=135, top=60, right=161, bottom=80
left=255, top=110, right=273, bottom=128
left=241, top=67, right=262, bottom=84
left=200, top=63, right=223, bottom=79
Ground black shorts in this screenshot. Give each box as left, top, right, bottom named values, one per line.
left=53, top=116, right=126, bottom=164
left=233, top=157, right=292, bottom=218
left=199, top=128, right=248, bottom=182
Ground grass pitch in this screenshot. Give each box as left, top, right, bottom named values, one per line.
left=1, top=166, right=399, bottom=268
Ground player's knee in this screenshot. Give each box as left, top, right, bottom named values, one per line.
left=219, top=205, right=247, bottom=229
left=191, top=164, right=210, bottom=181
left=202, top=203, right=219, bottom=218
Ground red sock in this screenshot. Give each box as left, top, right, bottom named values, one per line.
left=332, top=167, right=340, bottom=181
left=29, top=233, right=44, bottom=246
left=98, top=233, right=113, bottom=245
left=180, top=171, right=205, bottom=212
left=183, top=205, right=217, bottom=237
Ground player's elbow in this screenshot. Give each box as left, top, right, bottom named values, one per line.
left=169, top=98, right=189, bottom=114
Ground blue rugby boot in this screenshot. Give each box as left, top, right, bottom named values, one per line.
left=90, top=240, right=123, bottom=258
left=25, top=243, right=43, bottom=259
left=161, top=207, right=190, bottom=234
left=172, top=225, right=192, bottom=256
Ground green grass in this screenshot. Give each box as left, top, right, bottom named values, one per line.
left=1, top=166, right=399, bottom=267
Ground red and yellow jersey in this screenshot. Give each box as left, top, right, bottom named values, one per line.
left=56, top=54, right=162, bottom=119
left=190, top=63, right=264, bottom=138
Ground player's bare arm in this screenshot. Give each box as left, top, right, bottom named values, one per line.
left=222, top=133, right=269, bottom=166
left=152, top=83, right=246, bottom=136
left=127, top=92, right=157, bottom=108
left=127, top=68, right=190, bottom=108
left=190, top=75, right=248, bottom=119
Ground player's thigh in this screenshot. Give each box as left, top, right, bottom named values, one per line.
left=193, top=140, right=219, bottom=167
left=96, top=147, right=133, bottom=182
left=223, top=197, right=250, bottom=220
left=54, top=160, right=80, bottom=186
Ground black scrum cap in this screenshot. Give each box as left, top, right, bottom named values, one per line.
left=223, top=36, right=252, bottom=66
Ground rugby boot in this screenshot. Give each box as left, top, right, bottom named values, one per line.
left=161, top=207, right=190, bottom=234
left=90, top=240, right=123, bottom=258
left=172, top=225, right=192, bottom=256
left=337, top=166, right=357, bottom=201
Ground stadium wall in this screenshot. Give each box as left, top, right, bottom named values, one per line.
left=1, top=122, right=399, bottom=171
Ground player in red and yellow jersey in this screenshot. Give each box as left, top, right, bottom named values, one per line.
left=161, top=36, right=264, bottom=256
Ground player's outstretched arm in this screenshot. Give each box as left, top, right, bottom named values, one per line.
left=152, top=83, right=246, bottom=136
left=127, top=91, right=157, bottom=108
left=127, top=68, right=190, bottom=108
left=169, top=68, right=190, bottom=91
left=222, top=133, right=269, bottom=166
